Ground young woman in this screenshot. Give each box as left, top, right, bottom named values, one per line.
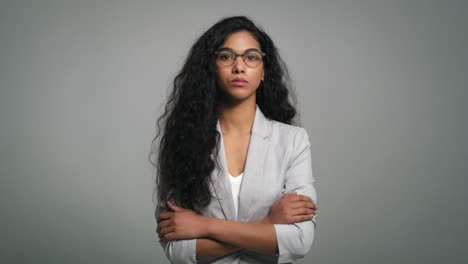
left=151, top=16, right=318, bottom=263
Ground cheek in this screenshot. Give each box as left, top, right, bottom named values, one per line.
left=216, top=68, right=229, bottom=81
left=216, top=70, right=229, bottom=89
left=255, top=66, right=264, bottom=79
left=253, top=69, right=264, bottom=84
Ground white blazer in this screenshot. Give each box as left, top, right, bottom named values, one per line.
left=157, top=105, right=318, bottom=263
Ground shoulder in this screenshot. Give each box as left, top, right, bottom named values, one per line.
left=268, top=119, right=309, bottom=142
left=266, top=119, right=311, bottom=155
left=265, top=120, right=312, bottom=170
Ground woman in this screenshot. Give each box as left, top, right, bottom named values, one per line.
left=151, top=16, right=318, bottom=263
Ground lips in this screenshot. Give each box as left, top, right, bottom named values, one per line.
left=232, top=78, right=247, bottom=83
left=231, top=78, right=248, bottom=87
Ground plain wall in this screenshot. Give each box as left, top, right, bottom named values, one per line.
left=1, top=0, right=467, bottom=263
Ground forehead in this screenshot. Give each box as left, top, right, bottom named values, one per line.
left=219, top=30, right=261, bottom=53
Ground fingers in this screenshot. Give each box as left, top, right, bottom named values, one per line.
left=311, top=201, right=318, bottom=210
left=157, top=218, right=175, bottom=238
left=291, top=207, right=316, bottom=217
left=166, top=201, right=184, bottom=212
left=158, top=225, right=175, bottom=239
left=158, top=212, right=174, bottom=222
left=290, top=200, right=317, bottom=210
left=292, top=214, right=315, bottom=223
left=158, top=219, right=172, bottom=230
left=288, top=194, right=311, bottom=202
left=286, top=194, right=318, bottom=209
left=304, top=201, right=317, bottom=210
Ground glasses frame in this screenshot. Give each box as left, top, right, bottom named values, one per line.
left=214, top=48, right=266, bottom=68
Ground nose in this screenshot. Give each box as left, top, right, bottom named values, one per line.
left=232, top=57, right=246, bottom=73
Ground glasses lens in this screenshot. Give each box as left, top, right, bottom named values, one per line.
left=215, top=50, right=264, bottom=67
left=216, top=51, right=235, bottom=66
left=243, top=51, right=263, bottom=67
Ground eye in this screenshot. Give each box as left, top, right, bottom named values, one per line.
left=245, top=52, right=260, bottom=61
left=217, top=51, right=233, bottom=61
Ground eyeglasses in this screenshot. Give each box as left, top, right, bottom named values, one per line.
left=214, top=48, right=266, bottom=68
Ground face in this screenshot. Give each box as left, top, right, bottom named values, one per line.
left=215, top=30, right=264, bottom=103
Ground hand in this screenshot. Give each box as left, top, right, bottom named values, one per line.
left=264, top=192, right=318, bottom=224
left=157, top=201, right=208, bottom=241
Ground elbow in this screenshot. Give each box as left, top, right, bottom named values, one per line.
left=292, top=216, right=317, bottom=258
left=301, top=234, right=314, bottom=257
left=274, top=221, right=315, bottom=262
left=292, top=223, right=314, bottom=258
left=160, top=240, right=177, bottom=263
left=163, top=242, right=177, bottom=264
left=159, top=239, right=197, bottom=264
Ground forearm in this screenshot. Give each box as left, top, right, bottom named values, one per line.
left=205, top=218, right=278, bottom=255
left=195, top=218, right=271, bottom=262
left=196, top=238, right=241, bottom=263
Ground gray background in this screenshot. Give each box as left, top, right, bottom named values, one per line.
left=1, top=0, right=467, bottom=263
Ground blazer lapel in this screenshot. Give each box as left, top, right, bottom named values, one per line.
left=212, top=122, right=237, bottom=220
left=212, top=105, right=272, bottom=221
left=237, top=105, right=271, bottom=222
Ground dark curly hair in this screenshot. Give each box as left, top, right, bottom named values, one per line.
left=150, top=16, right=300, bottom=213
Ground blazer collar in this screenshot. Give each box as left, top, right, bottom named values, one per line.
left=212, top=104, right=272, bottom=221
left=251, top=104, right=271, bottom=139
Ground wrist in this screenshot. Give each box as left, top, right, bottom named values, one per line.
left=260, top=216, right=272, bottom=224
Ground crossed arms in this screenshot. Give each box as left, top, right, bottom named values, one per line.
left=156, top=128, right=318, bottom=263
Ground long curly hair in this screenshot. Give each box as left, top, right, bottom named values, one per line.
left=150, top=16, right=300, bottom=213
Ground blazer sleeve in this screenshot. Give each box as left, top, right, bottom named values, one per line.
left=155, top=204, right=198, bottom=263
left=273, top=127, right=318, bottom=263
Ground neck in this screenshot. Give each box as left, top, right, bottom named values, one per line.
left=219, top=100, right=256, bottom=136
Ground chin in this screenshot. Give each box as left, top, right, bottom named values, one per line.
left=225, top=91, right=256, bottom=102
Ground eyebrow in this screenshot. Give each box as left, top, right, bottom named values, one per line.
left=216, top=47, right=262, bottom=54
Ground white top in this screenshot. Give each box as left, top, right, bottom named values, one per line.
left=228, top=172, right=244, bottom=216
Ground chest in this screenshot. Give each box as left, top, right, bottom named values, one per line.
left=222, top=134, right=251, bottom=176
left=204, top=129, right=292, bottom=221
